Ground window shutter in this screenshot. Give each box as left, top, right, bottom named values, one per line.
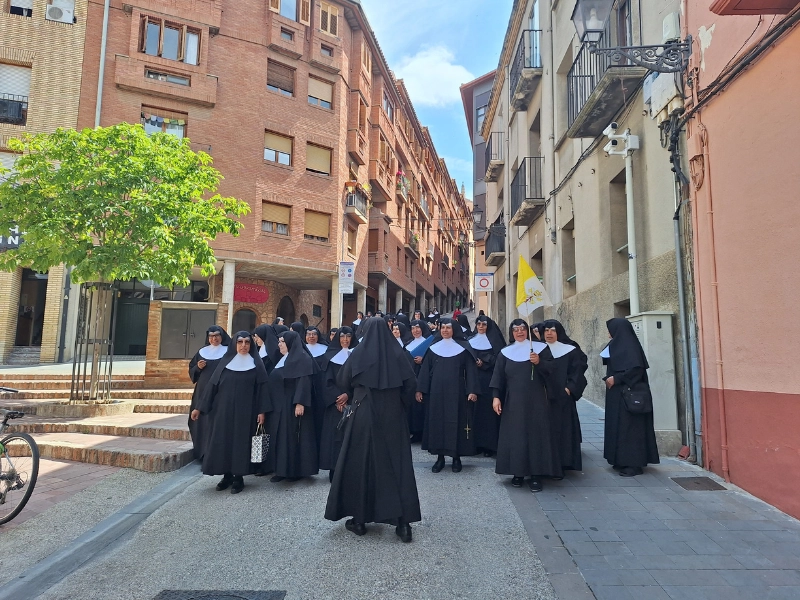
left=139, top=16, right=149, bottom=52
left=269, top=0, right=280, bottom=13
left=267, top=60, right=295, bottom=94
left=308, top=78, right=332, bottom=103
left=304, top=211, right=330, bottom=239
left=262, top=202, right=291, bottom=225
left=179, top=24, right=187, bottom=61
left=320, top=4, right=329, bottom=32
left=306, top=144, right=331, bottom=174
left=264, top=132, right=292, bottom=155
left=329, top=5, right=338, bottom=36
left=299, top=0, right=310, bottom=25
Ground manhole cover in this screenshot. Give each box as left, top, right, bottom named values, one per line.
left=153, top=592, right=286, bottom=600
left=671, top=476, right=726, bottom=491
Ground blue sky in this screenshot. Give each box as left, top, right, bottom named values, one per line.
left=359, top=0, right=513, bottom=200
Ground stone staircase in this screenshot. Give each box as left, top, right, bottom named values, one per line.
left=5, top=346, right=42, bottom=366
left=0, top=375, right=195, bottom=473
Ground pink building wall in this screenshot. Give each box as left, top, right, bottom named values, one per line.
left=684, top=3, right=800, bottom=518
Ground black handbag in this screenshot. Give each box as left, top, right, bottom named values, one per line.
left=621, top=383, right=653, bottom=414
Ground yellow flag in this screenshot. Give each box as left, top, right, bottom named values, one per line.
left=516, top=256, right=551, bottom=317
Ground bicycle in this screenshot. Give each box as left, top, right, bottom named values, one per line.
left=0, top=387, right=39, bottom=526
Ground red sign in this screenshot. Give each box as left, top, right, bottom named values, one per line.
left=234, top=283, right=269, bottom=304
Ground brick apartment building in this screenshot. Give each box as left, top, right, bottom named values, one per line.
left=70, top=0, right=470, bottom=358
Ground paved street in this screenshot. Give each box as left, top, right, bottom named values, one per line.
left=2, top=399, right=800, bottom=599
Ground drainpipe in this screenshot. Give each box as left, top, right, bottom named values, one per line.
left=95, top=0, right=111, bottom=127
left=624, top=146, right=640, bottom=315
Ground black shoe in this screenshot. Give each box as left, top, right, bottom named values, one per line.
left=451, top=457, right=462, bottom=473
left=231, top=476, right=244, bottom=494
left=215, top=476, right=233, bottom=491
left=483, top=450, right=496, bottom=458
left=270, top=475, right=286, bottom=483
left=612, top=465, right=623, bottom=471
left=286, top=477, right=302, bottom=482
left=529, top=478, right=543, bottom=493
left=410, top=434, right=422, bottom=444
left=511, top=476, right=524, bottom=488
left=253, top=469, right=272, bottom=477
left=345, top=519, right=367, bottom=536
left=432, top=456, right=446, bottom=473
left=395, top=521, right=412, bottom=543
left=329, top=470, right=334, bottom=483
left=619, top=467, right=639, bottom=477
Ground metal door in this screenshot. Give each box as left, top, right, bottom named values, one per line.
left=160, top=309, right=189, bottom=359
left=187, top=310, right=216, bottom=357
left=114, top=298, right=150, bottom=355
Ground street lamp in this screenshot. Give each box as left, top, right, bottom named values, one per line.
left=472, top=211, right=483, bottom=224
left=571, top=0, right=691, bottom=74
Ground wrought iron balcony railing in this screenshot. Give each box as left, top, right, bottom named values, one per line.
left=0, top=94, right=28, bottom=126
left=510, top=30, right=542, bottom=110
left=510, top=157, right=545, bottom=227
left=484, top=131, right=504, bottom=182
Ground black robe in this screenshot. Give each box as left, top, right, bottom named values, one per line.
left=471, top=346, right=500, bottom=452
left=198, top=367, right=269, bottom=476
left=490, top=352, right=562, bottom=478
left=318, top=359, right=347, bottom=471
left=417, top=347, right=479, bottom=457
left=603, top=366, right=660, bottom=468
left=538, top=346, right=588, bottom=471
left=324, top=358, right=421, bottom=525
left=265, top=366, right=319, bottom=477
left=188, top=353, right=223, bottom=460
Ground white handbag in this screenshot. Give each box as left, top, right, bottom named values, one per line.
left=250, top=424, right=270, bottom=463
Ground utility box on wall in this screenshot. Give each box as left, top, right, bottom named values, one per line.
left=627, top=311, right=682, bottom=455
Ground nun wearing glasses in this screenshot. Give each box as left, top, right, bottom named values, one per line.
left=188, top=325, right=231, bottom=460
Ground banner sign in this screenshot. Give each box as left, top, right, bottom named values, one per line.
left=475, top=272, right=494, bottom=292
left=339, top=261, right=355, bottom=294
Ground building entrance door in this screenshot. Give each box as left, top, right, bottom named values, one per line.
left=15, top=269, right=48, bottom=347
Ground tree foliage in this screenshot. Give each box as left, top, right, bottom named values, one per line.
left=0, top=123, right=249, bottom=286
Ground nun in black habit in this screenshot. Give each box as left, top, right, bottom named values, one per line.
left=537, top=320, right=589, bottom=472
left=253, top=323, right=281, bottom=373
left=266, top=330, right=320, bottom=482
left=392, top=322, right=413, bottom=347
left=318, top=326, right=358, bottom=480
left=456, top=313, right=471, bottom=335
left=468, top=315, right=505, bottom=457
left=490, top=320, right=562, bottom=492
left=188, top=326, right=231, bottom=460
left=416, top=317, right=480, bottom=473
left=192, top=331, right=269, bottom=493
left=602, top=318, right=659, bottom=476
left=324, top=317, right=420, bottom=542
left=305, top=325, right=329, bottom=450
left=405, top=319, right=433, bottom=442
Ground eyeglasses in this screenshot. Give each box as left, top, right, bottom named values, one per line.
left=208, top=333, right=222, bottom=338
left=512, top=326, right=529, bottom=332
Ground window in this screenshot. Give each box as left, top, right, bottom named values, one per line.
left=264, top=131, right=292, bottom=165
left=269, top=0, right=311, bottom=25
left=306, top=144, right=331, bottom=175
left=0, top=63, right=31, bottom=126
left=358, top=98, right=367, bottom=133
left=145, top=70, right=190, bottom=86
left=320, top=2, right=339, bottom=36
left=382, top=91, right=394, bottom=122
left=474, top=142, right=485, bottom=182
left=368, top=229, right=379, bottom=252
left=476, top=104, right=487, bottom=132
left=320, top=44, right=333, bottom=57
left=140, top=17, right=200, bottom=65
left=304, top=211, right=330, bottom=242
left=361, top=42, right=371, bottom=73
left=617, top=0, right=632, bottom=47
left=279, top=0, right=296, bottom=20
left=262, top=202, right=291, bottom=235
left=280, top=28, right=293, bottom=42
left=267, top=60, right=294, bottom=96
left=308, top=77, right=332, bottom=109
left=347, top=228, right=357, bottom=255
left=141, top=108, right=187, bottom=138
left=9, top=0, right=32, bottom=17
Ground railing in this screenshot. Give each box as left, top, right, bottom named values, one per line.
left=396, top=175, right=409, bottom=199
left=406, top=230, right=419, bottom=253
left=511, top=157, right=545, bottom=218
left=346, top=189, right=368, bottom=215
left=485, top=131, right=504, bottom=167
left=0, top=94, right=28, bottom=126
left=427, top=242, right=434, bottom=258
left=510, top=30, right=542, bottom=95
left=442, top=253, right=450, bottom=266
left=421, top=194, right=429, bottom=218
left=485, top=230, right=505, bottom=256
left=568, top=25, right=619, bottom=129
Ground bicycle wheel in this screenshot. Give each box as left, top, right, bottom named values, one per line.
left=0, top=433, right=39, bottom=525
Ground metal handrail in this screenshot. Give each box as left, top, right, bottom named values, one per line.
left=485, top=230, right=505, bottom=256
left=511, top=157, right=545, bottom=219
left=510, top=30, right=542, bottom=95
left=0, top=94, right=28, bottom=125
left=485, top=131, right=504, bottom=168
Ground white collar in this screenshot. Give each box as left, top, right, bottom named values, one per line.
left=501, top=340, right=547, bottom=362
left=225, top=353, right=256, bottom=371
left=358, top=337, right=364, bottom=344
left=307, top=343, right=327, bottom=357
left=547, top=341, right=576, bottom=359
left=198, top=344, right=226, bottom=360
left=405, top=336, right=426, bottom=352
left=258, top=344, right=268, bottom=358
left=353, top=318, right=361, bottom=325
left=469, top=333, right=492, bottom=350
left=396, top=336, right=405, bottom=346
left=461, top=325, right=468, bottom=332
left=429, top=338, right=466, bottom=358
left=600, top=345, right=610, bottom=358
left=274, top=354, right=287, bottom=369
left=330, top=348, right=351, bottom=365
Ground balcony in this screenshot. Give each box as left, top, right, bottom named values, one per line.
left=567, top=33, right=648, bottom=139
left=396, top=175, right=409, bottom=203
left=345, top=190, right=369, bottom=224
left=485, top=132, right=505, bottom=182
left=369, top=160, right=395, bottom=202
left=347, top=128, right=367, bottom=165
left=441, top=253, right=450, bottom=267
left=420, top=194, right=430, bottom=221
left=427, top=242, right=434, bottom=260
left=405, top=231, right=420, bottom=258
left=485, top=229, right=506, bottom=267
left=510, top=30, right=543, bottom=112
left=0, top=94, right=28, bottom=126
left=509, top=157, right=545, bottom=227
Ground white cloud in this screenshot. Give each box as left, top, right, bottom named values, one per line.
left=441, top=155, right=473, bottom=174
left=395, top=46, right=475, bottom=108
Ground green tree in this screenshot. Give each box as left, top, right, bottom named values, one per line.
left=0, top=123, right=249, bottom=286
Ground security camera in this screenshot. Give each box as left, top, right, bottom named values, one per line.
left=602, top=122, right=619, bottom=137
left=603, top=139, right=619, bottom=153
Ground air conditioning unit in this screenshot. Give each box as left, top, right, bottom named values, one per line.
left=46, top=0, right=75, bottom=24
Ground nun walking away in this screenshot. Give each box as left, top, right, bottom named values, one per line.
left=325, top=317, right=420, bottom=542
left=416, top=317, right=480, bottom=473
left=537, top=320, right=589, bottom=472
left=266, top=330, right=320, bottom=482
left=490, top=320, right=562, bottom=492
left=188, top=326, right=231, bottom=460
left=405, top=319, right=433, bottom=443
left=468, top=315, right=505, bottom=457
left=191, top=331, right=269, bottom=494
left=602, top=318, right=659, bottom=476
left=318, top=326, right=358, bottom=481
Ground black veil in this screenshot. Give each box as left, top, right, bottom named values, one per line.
left=346, top=317, right=414, bottom=389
